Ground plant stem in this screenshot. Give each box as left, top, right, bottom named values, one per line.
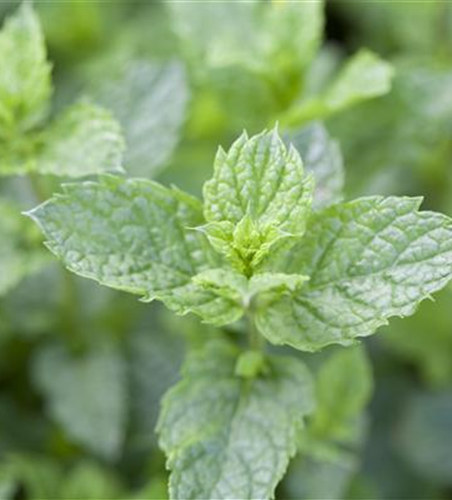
left=247, top=309, right=264, bottom=351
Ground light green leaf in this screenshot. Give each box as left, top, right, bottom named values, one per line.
left=193, top=268, right=308, bottom=314
left=90, top=60, right=189, bottom=177
left=322, top=49, right=394, bottom=112
left=169, top=1, right=322, bottom=80
left=0, top=3, right=51, bottom=133
left=33, top=343, right=127, bottom=459
left=260, top=1, right=324, bottom=75
left=283, top=49, right=393, bottom=126
left=26, top=176, right=234, bottom=322
left=204, top=128, right=313, bottom=231
left=285, top=122, right=344, bottom=209
left=283, top=348, right=371, bottom=499
left=202, top=128, right=314, bottom=271
left=310, top=346, right=373, bottom=441
left=170, top=1, right=323, bottom=131
left=168, top=2, right=257, bottom=68
left=158, top=339, right=314, bottom=500
left=0, top=199, right=47, bottom=296
left=36, top=101, right=125, bottom=177
left=257, top=196, right=452, bottom=351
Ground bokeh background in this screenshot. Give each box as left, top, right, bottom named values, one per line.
left=0, top=1, right=451, bottom=499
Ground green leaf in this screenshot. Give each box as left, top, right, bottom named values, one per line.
left=26, top=176, right=235, bottom=322
left=33, top=343, right=127, bottom=459
left=282, top=348, right=371, bottom=499
left=285, top=122, right=344, bottom=209
left=90, top=60, right=188, bottom=177
left=0, top=3, right=52, bottom=133
left=322, top=49, right=394, bottom=112
left=283, top=49, right=394, bottom=126
left=168, top=1, right=323, bottom=75
left=329, top=59, right=452, bottom=197
left=0, top=199, right=47, bottom=296
left=257, top=196, right=452, bottom=351
left=310, top=346, right=373, bottom=441
left=168, top=2, right=257, bottom=68
left=204, top=128, right=313, bottom=231
left=193, top=268, right=307, bottom=309
left=173, top=1, right=323, bottom=131
left=202, top=128, right=314, bottom=270
left=157, top=339, right=314, bottom=500
left=260, top=0, right=324, bottom=76
left=36, top=101, right=125, bottom=177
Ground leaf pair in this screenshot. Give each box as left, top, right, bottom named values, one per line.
left=157, top=339, right=315, bottom=500
left=28, top=127, right=452, bottom=351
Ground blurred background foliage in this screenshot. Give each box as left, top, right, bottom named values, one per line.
left=0, top=1, right=451, bottom=499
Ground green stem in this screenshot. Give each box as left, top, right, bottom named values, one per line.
left=247, top=309, right=264, bottom=351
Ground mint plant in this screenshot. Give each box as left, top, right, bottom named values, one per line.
left=168, top=0, right=394, bottom=133
left=28, top=127, right=452, bottom=499
left=0, top=3, right=123, bottom=178
left=0, top=3, right=124, bottom=296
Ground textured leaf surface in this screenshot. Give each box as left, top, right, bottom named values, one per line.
left=0, top=4, right=51, bottom=133
left=285, top=122, right=344, bottom=209
left=91, top=61, right=188, bottom=177
left=204, top=128, right=313, bottom=234
left=33, top=343, right=127, bottom=459
left=36, top=101, right=125, bottom=177
left=158, top=340, right=314, bottom=500
left=27, top=176, right=234, bottom=322
left=257, top=196, right=452, bottom=351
